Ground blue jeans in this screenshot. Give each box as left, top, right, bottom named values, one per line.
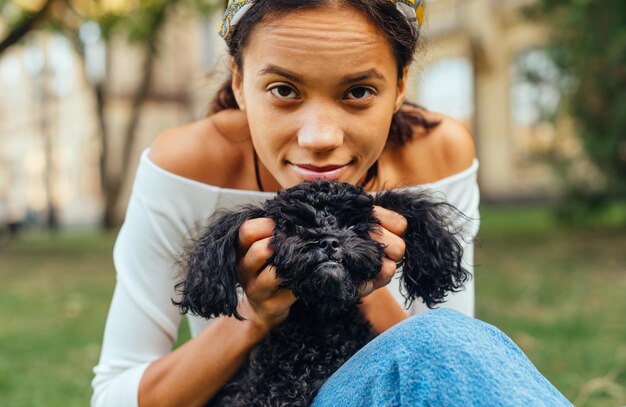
left=312, top=309, right=572, bottom=407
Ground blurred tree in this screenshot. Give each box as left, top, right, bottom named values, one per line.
left=75, top=0, right=180, bottom=229
left=0, top=0, right=55, bottom=54
left=1, top=0, right=220, bottom=228
left=530, top=0, right=626, bottom=220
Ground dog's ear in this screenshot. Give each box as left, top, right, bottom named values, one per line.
left=373, top=190, right=470, bottom=308
left=173, top=205, right=265, bottom=320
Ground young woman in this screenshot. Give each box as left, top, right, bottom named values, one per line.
left=91, top=0, right=571, bottom=406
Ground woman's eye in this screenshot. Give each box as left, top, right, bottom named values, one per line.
left=345, top=87, right=374, bottom=100
left=269, top=85, right=298, bottom=99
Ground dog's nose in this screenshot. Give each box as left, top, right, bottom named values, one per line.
left=319, top=237, right=340, bottom=253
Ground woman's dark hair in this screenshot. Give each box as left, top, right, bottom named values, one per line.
left=210, top=0, right=440, bottom=184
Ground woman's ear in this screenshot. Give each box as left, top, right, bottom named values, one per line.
left=394, top=66, right=410, bottom=112
left=230, top=58, right=246, bottom=110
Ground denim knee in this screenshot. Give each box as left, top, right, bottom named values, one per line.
left=312, top=309, right=480, bottom=406
left=385, top=308, right=474, bottom=345
left=313, top=309, right=573, bottom=407
left=376, top=308, right=487, bottom=359
left=383, top=308, right=572, bottom=406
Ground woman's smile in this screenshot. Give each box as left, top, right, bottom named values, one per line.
left=289, top=161, right=352, bottom=181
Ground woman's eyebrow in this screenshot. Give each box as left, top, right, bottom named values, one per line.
left=340, top=69, right=386, bottom=85
left=258, top=65, right=302, bottom=83
left=258, top=65, right=387, bottom=85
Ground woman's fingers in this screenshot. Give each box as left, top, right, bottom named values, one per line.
left=236, top=218, right=296, bottom=329
left=237, top=218, right=276, bottom=286
left=246, top=265, right=286, bottom=301
left=360, top=257, right=398, bottom=296
left=372, top=257, right=397, bottom=290
left=237, top=237, right=273, bottom=285
left=359, top=207, right=407, bottom=296
left=238, top=218, right=276, bottom=256
left=373, top=206, right=407, bottom=237
left=371, top=206, right=407, bottom=262
left=369, top=223, right=406, bottom=264
left=373, top=226, right=406, bottom=262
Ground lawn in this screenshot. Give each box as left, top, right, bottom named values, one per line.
left=0, top=206, right=624, bottom=406
left=475, top=207, right=626, bottom=406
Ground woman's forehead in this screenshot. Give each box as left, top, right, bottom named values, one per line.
left=244, top=6, right=396, bottom=81
left=258, top=6, right=383, bottom=44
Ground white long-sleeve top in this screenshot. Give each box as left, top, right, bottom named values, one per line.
left=91, top=149, right=480, bottom=407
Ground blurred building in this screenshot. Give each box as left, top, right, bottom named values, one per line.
left=408, top=0, right=571, bottom=201
left=0, top=34, right=103, bottom=228
left=0, top=0, right=568, bottom=228
left=0, top=8, right=223, bottom=227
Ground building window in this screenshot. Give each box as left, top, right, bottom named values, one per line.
left=418, top=57, right=474, bottom=127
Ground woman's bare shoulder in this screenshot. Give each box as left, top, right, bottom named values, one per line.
left=391, top=109, right=476, bottom=184
left=423, top=110, right=476, bottom=170
left=148, top=110, right=251, bottom=187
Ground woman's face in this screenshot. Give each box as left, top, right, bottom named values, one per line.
left=232, top=5, right=408, bottom=188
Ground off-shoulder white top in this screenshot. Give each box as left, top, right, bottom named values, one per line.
left=91, top=149, right=480, bottom=407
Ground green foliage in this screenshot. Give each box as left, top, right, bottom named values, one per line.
left=529, top=0, right=626, bottom=217
left=104, top=0, right=175, bottom=42
left=1, top=0, right=221, bottom=49
left=0, top=1, right=30, bottom=26
left=191, top=0, right=222, bottom=15
left=91, top=0, right=219, bottom=41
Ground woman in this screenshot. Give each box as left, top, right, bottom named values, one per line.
left=92, top=0, right=571, bottom=406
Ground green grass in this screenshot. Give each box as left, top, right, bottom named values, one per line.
left=0, top=231, right=117, bottom=407
left=0, top=206, right=625, bottom=406
left=476, top=206, right=626, bottom=406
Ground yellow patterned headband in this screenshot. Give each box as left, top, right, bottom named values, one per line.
left=219, top=0, right=425, bottom=45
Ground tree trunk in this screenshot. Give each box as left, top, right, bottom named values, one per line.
left=95, top=82, right=108, bottom=192
left=101, top=5, right=169, bottom=228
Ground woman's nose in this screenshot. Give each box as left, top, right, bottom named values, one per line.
left=297, top=108, right=344, bottom=152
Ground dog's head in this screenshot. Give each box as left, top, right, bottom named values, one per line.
left=264, top=181, right=383, bottom=315
left=174, top=180, right=470, bottom=319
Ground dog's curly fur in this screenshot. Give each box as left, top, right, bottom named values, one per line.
left=174, top=180, right=470, bottom=406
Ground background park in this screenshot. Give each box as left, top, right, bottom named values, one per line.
left=0, top=0, right=625, bottom=406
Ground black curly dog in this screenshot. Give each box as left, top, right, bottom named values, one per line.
left=175, top=180, right=470, bottom=406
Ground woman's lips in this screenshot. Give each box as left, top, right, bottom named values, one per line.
left=290, top=163, right=349, bottom=181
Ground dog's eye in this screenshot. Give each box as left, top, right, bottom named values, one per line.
left=347, top=225, right=356, bottom=231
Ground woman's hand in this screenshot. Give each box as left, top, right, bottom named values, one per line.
left=235, top=218, right=297, bottom=332
left=360, top=206, right=408, bottom=297
left=357, top=206, right=409, bottom=333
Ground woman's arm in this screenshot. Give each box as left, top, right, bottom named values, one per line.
left=138, top=215, right=297, bottom=407
left=93, top=199, right=293, bottom=407
left=138, top=301, right=266, bottom=407
left=359, top=288, right=409, bottom=334
left=92, top=124, right=294, bottom=407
